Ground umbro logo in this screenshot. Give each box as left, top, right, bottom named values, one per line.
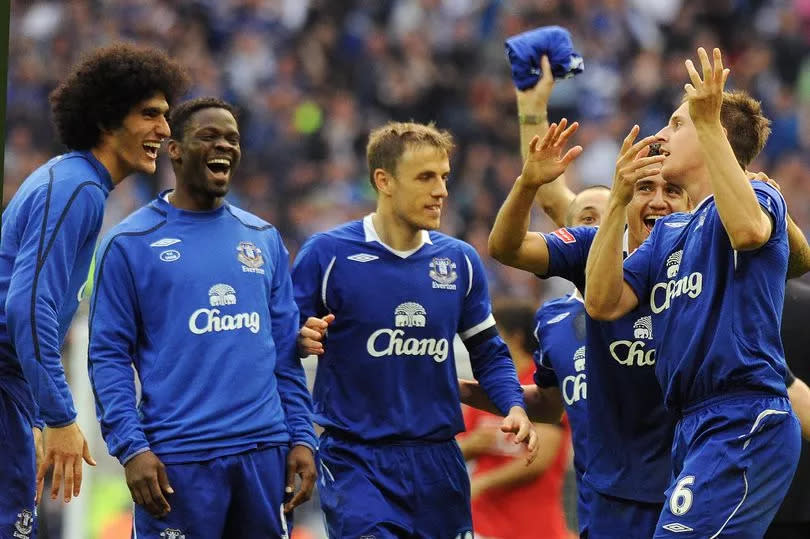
left=662, top=522, right=694, bottom=533
left=150, top=238, right=181, bottom=247
left=547, top=312, right=570, bottom=324
left=347, top=253, right=378, bottom=262
left=664, top=222, right=688, bottom=228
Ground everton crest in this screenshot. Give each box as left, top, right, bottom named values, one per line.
left=237, top=241, right=265, bottom=274
left=429, top=257, right=457, bottom=290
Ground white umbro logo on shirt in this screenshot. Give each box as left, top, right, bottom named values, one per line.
left=347, top=253, right=379, bottom=262
left=150, top=238, right=181, bottom=247
left=547, top=312, right=570, bottom=324
left=662, top=523, right=694, bottom=533
left=664, top=222, right=688, bottom=228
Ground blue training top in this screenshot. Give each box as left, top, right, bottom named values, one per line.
left=0, top=150, right=113, bottom=427
left=88, top=193, right=316, bottom=465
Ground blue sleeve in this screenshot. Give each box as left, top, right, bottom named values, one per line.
left=5, top=182, right=104, bottom=426
left=753, top=183, right=788, bottom=242
left=623, top=226, right=658, bottom=304
left=532, top=324, right=559, bottom=388
left=87, top=236, right=150, bottom=465
left=533, top=351, right=559, bottom=388
left=459, top=245, right=524, bottom=414
left=541, top=226, right=597, bottom=291
left=291, top=234, right=330, bottom=324
left=270, top=230, right=317, bottom=450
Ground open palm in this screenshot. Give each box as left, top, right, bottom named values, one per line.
left=520, top=118, right=583, bottom=187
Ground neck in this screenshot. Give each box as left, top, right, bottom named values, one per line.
left=169, top=185, right=225, bottom=211
left=677, top=166, right=712, bottom=209
left=91, top=146, right=128, bottom=185
left=372, top=208, right=424, bottom=251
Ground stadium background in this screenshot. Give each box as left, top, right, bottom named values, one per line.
left=4, top=0, right=810, bottom=537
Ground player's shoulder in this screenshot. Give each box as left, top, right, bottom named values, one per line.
left=546, top=225, right=597, bottom=244
left=49, top=151, right=109, bottom=189
left=101, top=204, right=168, bottom=248
left=223, top=203, right=276, bottom=232
left=535, top=294, right=582, bottom=325
left=306, top=219, right=364, bottom=247
left=428, top=231, right=477, bottom=256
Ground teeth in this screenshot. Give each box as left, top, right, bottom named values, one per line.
left=207, top=158, right=231, bottom=166
left=648, top=215, right=664, bottom=221
left=143, top=142, right=161, bottom=149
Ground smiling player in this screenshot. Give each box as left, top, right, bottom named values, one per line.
left=0, top=43, right=188, bottom=534
left=88, top=97, right=317, bottom=537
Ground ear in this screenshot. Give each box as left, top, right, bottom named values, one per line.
left=167, top=139, right=182, bottom=162
left=373, top=168, right=392, bottom=195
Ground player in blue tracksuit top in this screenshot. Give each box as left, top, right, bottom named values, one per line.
left=294, top=121, right=537, bottom=538
left=89, top=98, right=317, bottom=538
left=0, top=44, right=187, bottom=532
left=532, top=292, right=592, bottom=534
left=586, top=48, right=802, bottom=537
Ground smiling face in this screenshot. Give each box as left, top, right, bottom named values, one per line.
left=655, top=102, right=705, bottom=187
left=168, top=106, right=241, bottom=200
left=102, top=93, right=170, bottom=180
left=626, top=174, right=690, bottom=248
left=381, top=144, right=450, bottom=232
left=566, top=187, right=610, bottom=227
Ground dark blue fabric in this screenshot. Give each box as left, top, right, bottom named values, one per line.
left=654, top=394, right=799, bottom=538
left=0, top=387, right=38, bottom=538
left=317, top=433, right=472, bottom=538
left=132, top=446, right=291, bottom=538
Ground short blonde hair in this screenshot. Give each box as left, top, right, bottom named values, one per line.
left=682, top=90, right=771, bottom=168
left=366, top=121, right=454, bottom=190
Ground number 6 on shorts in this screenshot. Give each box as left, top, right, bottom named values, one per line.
left=669, top=475, right=695, bottom=516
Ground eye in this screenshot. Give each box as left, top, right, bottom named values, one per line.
left=582, top=216, right=595, bottom=224
left=637, top=184, right=653, bottom=192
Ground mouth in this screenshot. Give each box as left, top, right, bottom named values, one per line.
left=206, top=157, right=232, bottom=179
left=643, top=214, right=666, bottom=232
left=143, top=141, right=161, bottom=160
left=425, top=204, right=442, bottom=216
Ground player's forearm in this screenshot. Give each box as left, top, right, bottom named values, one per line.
left=89, top=359, right=149, bottom=464
left=469, top=337, right=525, bottom=415
left=473, top=452, right=547, bottom=493
left=786, top=215, right=810, bottom=279
left=788, top=376, right=810, bottom=441
left=6, top=292, right=76, bottom=426
left=488, top=177, right=542, bottom=264
left=696, top=124, right=770, bottom=250
left=523, top=386, right=565, bottom=423
left=584, top=202, right=629, bottom=319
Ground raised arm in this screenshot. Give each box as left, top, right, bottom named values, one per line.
left=585, top=126, right=662, bottom=320
left=517, top=55, right=576, bottom=226
left=489, top=120, right=582, bottom=273
left=686, top=48, right=772, bottom=251
left=747, top=172, right=810, bottom=279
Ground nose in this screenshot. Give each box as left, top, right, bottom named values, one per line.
left=156, top=115, right=170, bottom=138
left=649, top=188, right=668, bottom=209
left=654, top=126, right=667, bottom=142
left=433, top=178, right=448, bottom=198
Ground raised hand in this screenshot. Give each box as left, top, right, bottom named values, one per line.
left=611, top=125, right=665, bottom=207
left=684, top=47, right=730, bottom=127
left=520, top=118, right=582, bottom=188
left=516, top=55, right=554, bottom=115
left=297, top=314, right=335, bottom=356
left=500, top=406, right=539, bottom=465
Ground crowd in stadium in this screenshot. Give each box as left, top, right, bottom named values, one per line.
left=7, top=0, right=810, bottom=300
